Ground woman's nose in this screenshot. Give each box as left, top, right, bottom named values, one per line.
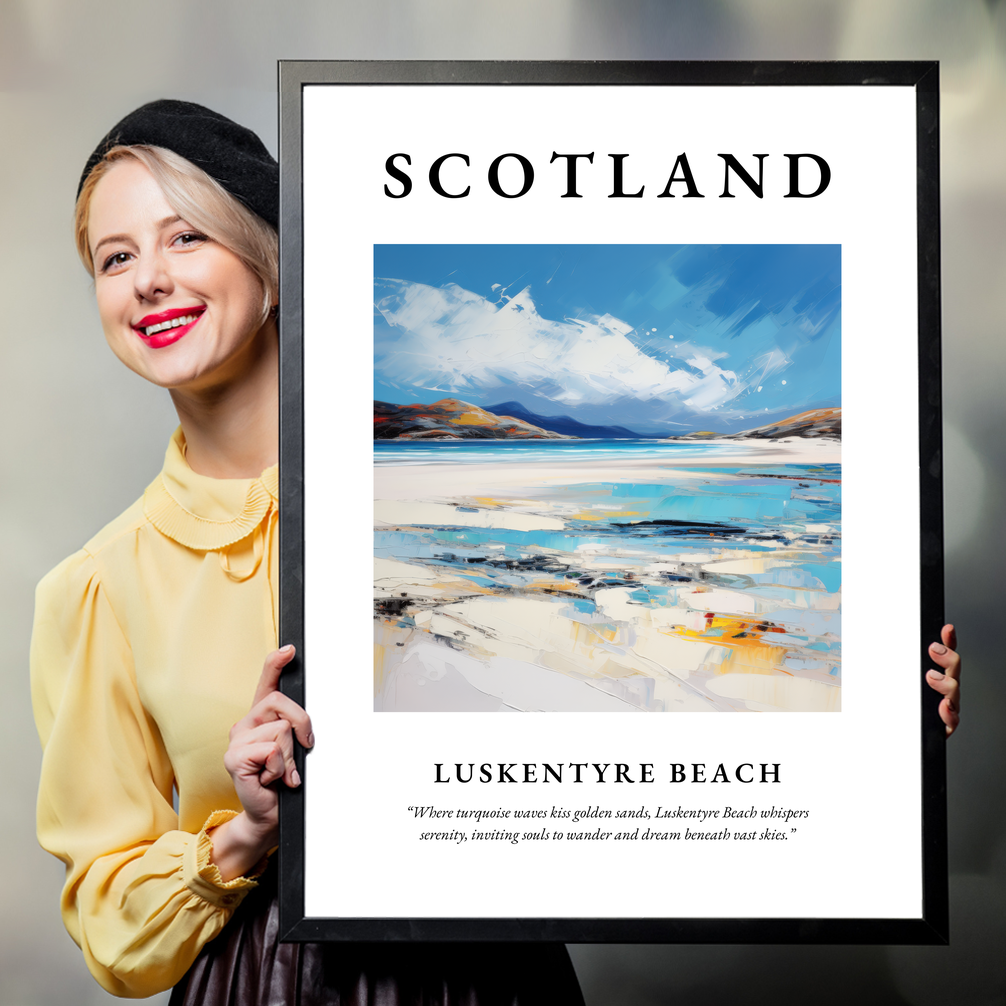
left=133, top=249, right=173, bottom=302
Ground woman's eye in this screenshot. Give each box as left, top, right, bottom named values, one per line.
left=101, top=251, right=132, bottom=273
left=173, top=231, right=208, bottom=248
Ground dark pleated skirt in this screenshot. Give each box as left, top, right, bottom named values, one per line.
left=169, top=869, right=585, bottom=1006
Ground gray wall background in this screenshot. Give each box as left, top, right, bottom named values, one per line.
left=2, top=2, right=1003, bottom=1003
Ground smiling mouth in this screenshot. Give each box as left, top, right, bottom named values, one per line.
left=135, top=307, right=206, bottom=338
left=142, top=313, right=199, bottom=337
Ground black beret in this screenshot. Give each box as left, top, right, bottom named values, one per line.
left=78, top=99, right=278, bottom=228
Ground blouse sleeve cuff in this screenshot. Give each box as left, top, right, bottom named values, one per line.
left=182, top=810, right=269, bottom=909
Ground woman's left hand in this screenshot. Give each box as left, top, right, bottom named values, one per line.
left=926, top=624, right=961, bottom=737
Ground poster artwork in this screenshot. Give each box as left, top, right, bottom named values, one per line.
left=287, top=63, right=943, bottom=941
left=373, top=243, right=841, bottom=714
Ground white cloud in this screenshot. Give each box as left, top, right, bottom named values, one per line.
left=374, top=279, right=751, bottom=412
left=741, top=347, right=792, bottom=391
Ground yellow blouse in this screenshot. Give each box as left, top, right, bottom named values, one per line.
left=31, top=429, right=279, bottom=998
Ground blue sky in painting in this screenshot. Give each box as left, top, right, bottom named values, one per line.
left=374, top=244, right=840, bottom=435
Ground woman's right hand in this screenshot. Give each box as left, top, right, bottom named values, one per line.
left=209, top=645, right=314, bottom=881
left=926, top=624, right=961, bottom=737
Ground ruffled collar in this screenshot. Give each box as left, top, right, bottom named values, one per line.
left=143, top=428, right=278, bottom=551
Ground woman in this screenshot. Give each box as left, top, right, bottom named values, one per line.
left=31, top=100, right=586, bottom=1003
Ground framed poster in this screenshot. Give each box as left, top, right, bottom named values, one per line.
left=277, top=61, right=946, bottom=943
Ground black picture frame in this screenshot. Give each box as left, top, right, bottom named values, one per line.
left=277, top=60, right=945, bottom=944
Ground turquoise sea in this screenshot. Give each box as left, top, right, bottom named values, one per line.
left=375, top=438, right=758, bottom=465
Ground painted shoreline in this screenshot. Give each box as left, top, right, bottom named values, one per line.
left=375, top=437, right=841, bottom=498
left=374, top=439, right=842, bottom=714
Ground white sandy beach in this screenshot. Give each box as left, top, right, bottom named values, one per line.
left=374, top=439, right=842, bottom=714
left=374, top=437, right=840, bottom=500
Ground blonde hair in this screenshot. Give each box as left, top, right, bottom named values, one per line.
left=75, top=145, right=278, bottom=323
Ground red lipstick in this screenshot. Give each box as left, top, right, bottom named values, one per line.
left=132, top=306, right=205, bottom=349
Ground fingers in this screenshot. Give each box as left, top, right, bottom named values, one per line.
left=940, top=698, right=960, bottom=737
left=252, top=719, right=299, bottom=788
left=926, top=625, right=961, bottom=737
left=225, top=645, right=313, bottom=805
left=252, top=644, right=297, bottom=706
left=926, top=667, right=959, bottom=706
left=941, top=623, right=958, bottom=654
left=926, top=666, right=960, bottom=738
left=926, top=685, right=960, bottom=736
left=225, top=739, right=289, bottom=788
left=233, top=689, right=314, bottom=750
left=227, top=720, right=301, bottom=788
left=929, top=631, right=961, bottom=682
left=244, top=644, right=314, bottom=750
left=252, top=740, right=288, bottom=788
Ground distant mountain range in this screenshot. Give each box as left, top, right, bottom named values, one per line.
left=484, top=401, right=648, bottom=439
left=374, top=399, right=573, bottom=440
left=668, top=407, right=841, bottom=441
left=375, top=399, right=841, bottom=442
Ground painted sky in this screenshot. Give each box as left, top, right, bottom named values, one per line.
left=374, top=244, right=840, bottom=435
